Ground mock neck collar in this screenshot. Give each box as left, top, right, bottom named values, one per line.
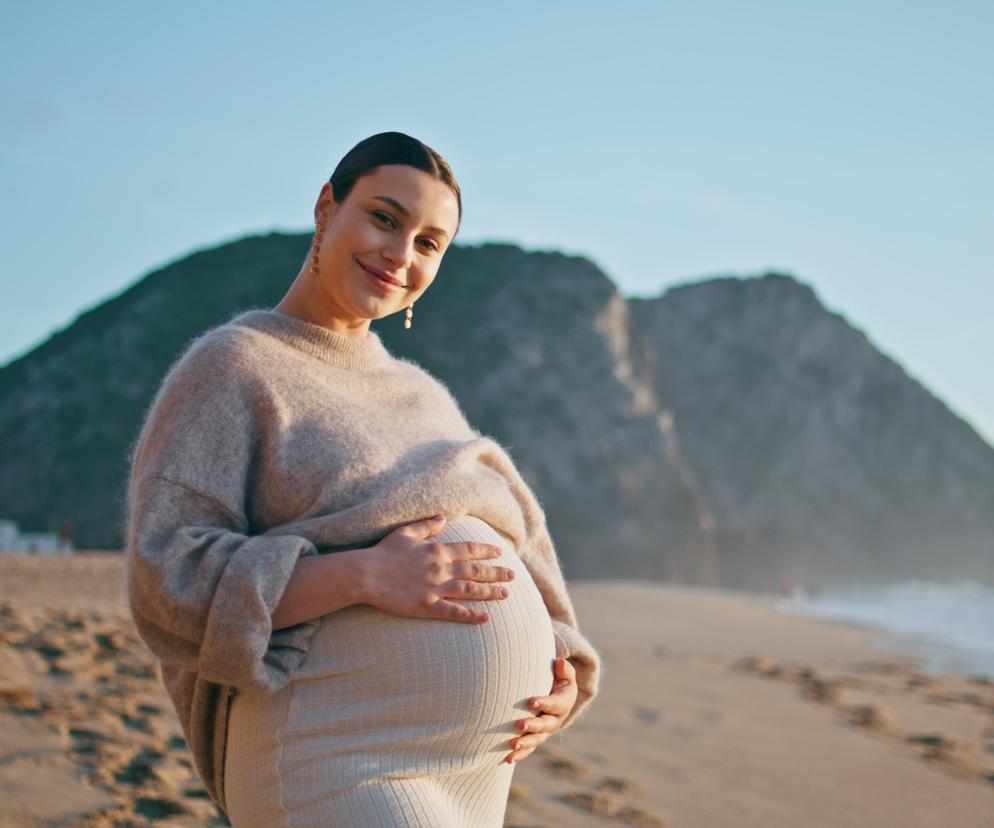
left=230, top=309, right=392, bottom=370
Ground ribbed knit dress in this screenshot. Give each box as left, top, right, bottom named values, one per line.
left=125, top=309, right=602, bottom=827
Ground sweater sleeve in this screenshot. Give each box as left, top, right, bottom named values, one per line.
left=127, top=474, right=321, bottom=690
left=125, top=331, right=321, bottom=692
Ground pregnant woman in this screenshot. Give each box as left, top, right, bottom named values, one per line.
left=125, top=131, right=601, bottom=827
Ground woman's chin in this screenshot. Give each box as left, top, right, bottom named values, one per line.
left=349, top=296, right=402, bottom=323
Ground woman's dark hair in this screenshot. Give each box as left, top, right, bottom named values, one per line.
left=329, top=131, right=462, bottom=235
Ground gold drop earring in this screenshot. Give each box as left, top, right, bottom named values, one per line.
left=404, top=303, right=414, bottom=330
left=310, top=223, right=323, bottom=278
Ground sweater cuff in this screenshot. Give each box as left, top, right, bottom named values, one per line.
left=254, top=539, right=325, bottom=689
left=202, top=533, right=321, bottom=691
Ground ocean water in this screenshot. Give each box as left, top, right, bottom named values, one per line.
left=774, top=580, right=994, bottom=680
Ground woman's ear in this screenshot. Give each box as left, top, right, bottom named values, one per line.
left=314, top=182, right=335, bottom=226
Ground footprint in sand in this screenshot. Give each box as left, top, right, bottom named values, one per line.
left=906, top=733, right=952, bottom=750
left=633, top=706, right=660, bottom=725
left=0, top=686, right=43, bottom=714
left=560, top=790, right=616, bottom=817
left=906, top=734, right=988, bottom=782
left=800, top=676, right=850, bottom=705
left=560, top=790, right=667, bottom=826
left=539, top=749, right=588, bottom=781
left=843, top=703, right=898, bottom=735
left=596, top=775, right=644, bottom=795
left=112, top=745, right=166, bottom=787
left=614, top=804, right=669, bottom=827
left=905, top=672, right=934, bottom=689
left=731, top=655, right=818, bottom=682
left=131, top=795, right=190, bottom=821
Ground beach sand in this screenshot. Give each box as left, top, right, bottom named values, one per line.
left=1, top=554, right=991, bottom=827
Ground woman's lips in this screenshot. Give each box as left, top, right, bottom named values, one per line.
left=359, top=260, right=404, bottom=290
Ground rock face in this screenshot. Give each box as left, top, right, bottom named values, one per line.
left=629, top=274, right=994, bottom=589
left=1, top=237, right=992, bottom=589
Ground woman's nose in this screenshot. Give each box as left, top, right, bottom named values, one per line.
left=382, top=235, right=415, bottom=268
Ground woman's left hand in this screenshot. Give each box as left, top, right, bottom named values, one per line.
left=504, top=657, right=577, bottom=764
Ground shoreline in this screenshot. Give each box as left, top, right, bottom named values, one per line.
left=773, top=589, right=994, bottom=684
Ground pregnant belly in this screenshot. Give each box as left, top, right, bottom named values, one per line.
left=274, top=514, right=557, bottom=774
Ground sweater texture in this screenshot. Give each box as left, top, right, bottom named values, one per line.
left=124, top=308, right=602, bottom=813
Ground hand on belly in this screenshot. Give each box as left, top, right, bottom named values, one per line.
left=356, top=513, right=518, bottom=625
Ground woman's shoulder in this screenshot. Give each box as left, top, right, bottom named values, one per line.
left=131, top=320, right=275, bottom=452
left=161, top=312, right=279, bottom=393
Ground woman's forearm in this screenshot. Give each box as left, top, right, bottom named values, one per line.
left=271, top=548, right=368, bottom=630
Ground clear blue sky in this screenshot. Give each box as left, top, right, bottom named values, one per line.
left=3, top=1, right=992, bottom=444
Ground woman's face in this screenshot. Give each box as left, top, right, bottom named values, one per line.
left=310, top=164, right=460, bottom=330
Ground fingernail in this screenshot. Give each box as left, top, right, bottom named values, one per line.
left=500, top=587, right=508, bottom=597
left=530, top=700, right=540, bottom=709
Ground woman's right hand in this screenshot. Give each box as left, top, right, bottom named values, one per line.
left=356, top=514, right=515, bottom=624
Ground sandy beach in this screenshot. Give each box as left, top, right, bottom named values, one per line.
left=1, top=553, right=991, bottom=827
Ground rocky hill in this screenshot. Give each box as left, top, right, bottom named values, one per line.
left=630, top=274, right=994, bottom=588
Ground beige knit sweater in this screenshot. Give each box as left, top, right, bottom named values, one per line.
left=124, top=308, right=602, bottom=811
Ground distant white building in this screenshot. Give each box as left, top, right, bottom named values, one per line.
left=0, top=520, right=17, bottom=552
left=0, top=519, right=74, bottom=555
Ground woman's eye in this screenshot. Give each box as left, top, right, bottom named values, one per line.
left=373, top=211, right=437, bottom=252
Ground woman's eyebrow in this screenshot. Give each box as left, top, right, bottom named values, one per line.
left=372, top=195, right=450, bottom=239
